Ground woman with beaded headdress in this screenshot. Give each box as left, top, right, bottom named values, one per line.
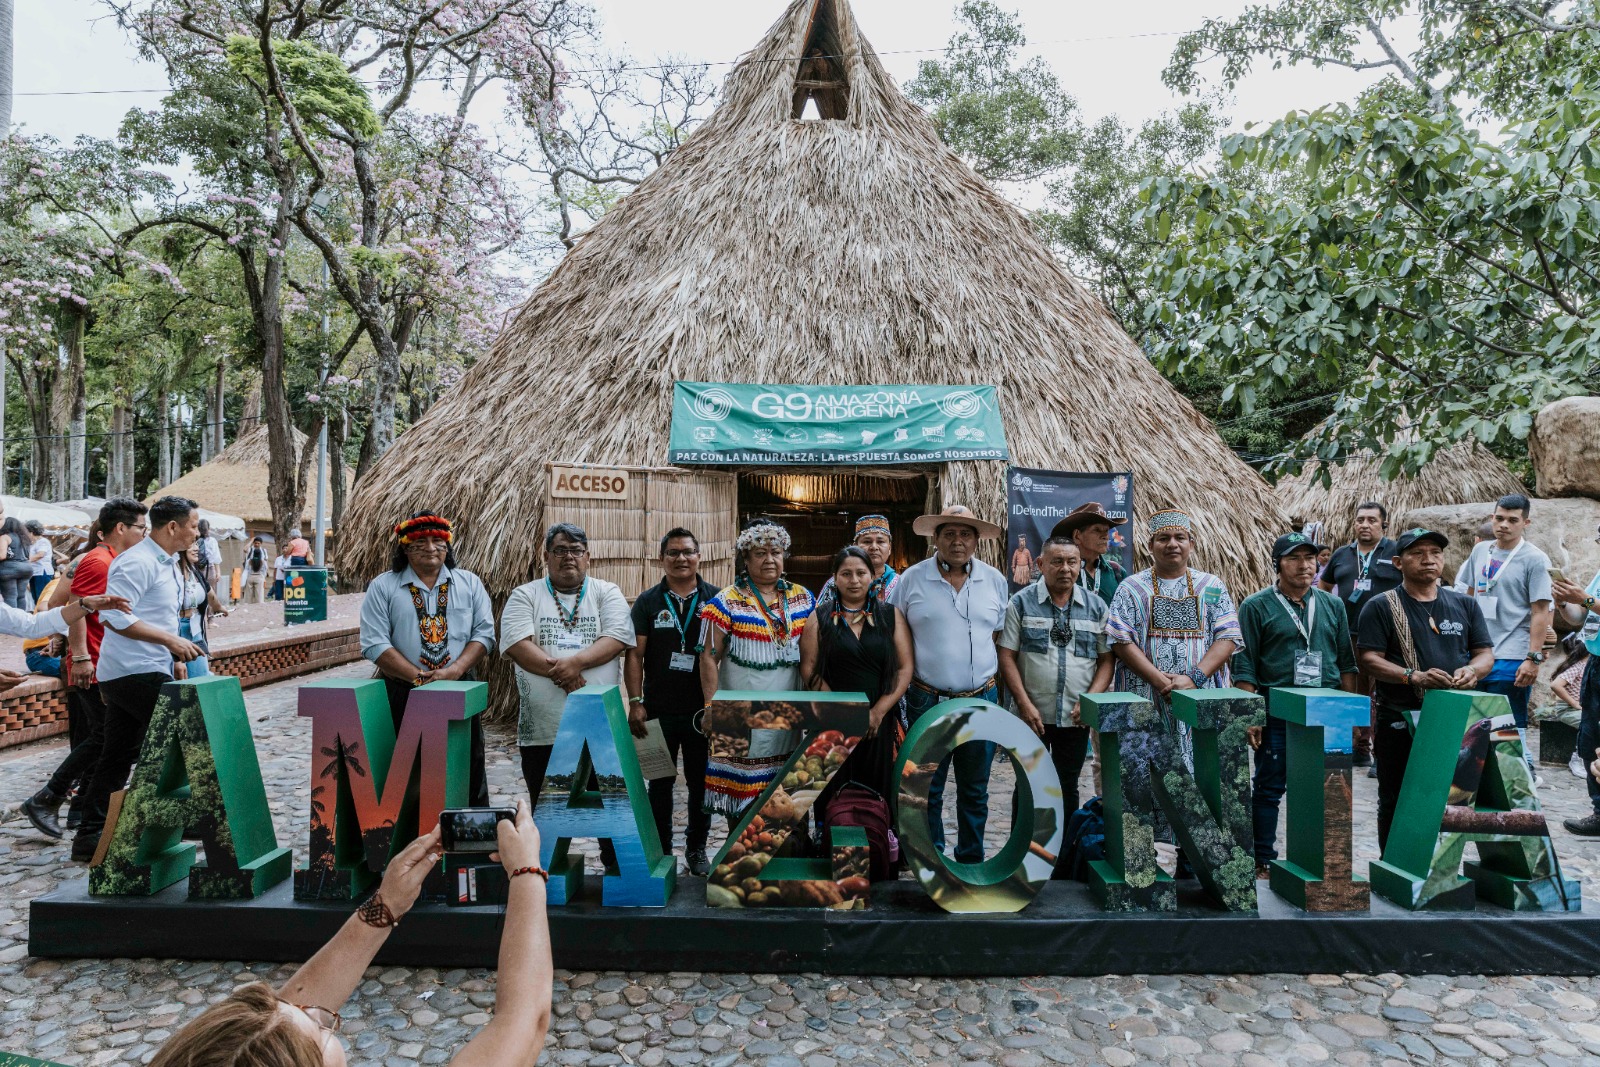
left=698, top=520, right=817, bottom=696
left=359, top=510, right=498, bottom=804
left=1105, top=509, right=1242, bottom=760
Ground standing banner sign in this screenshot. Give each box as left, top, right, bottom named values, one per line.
left=283, top=568, right=328, bottom=625
left=1005, top=467, right=1134, bottom=591
left=668, top=382, right=1008, bottom=465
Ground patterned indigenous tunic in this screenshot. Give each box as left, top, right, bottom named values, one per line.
left=1106, top=568, right=1242, bottom=718
left=700, top=578, right=816, bottom=692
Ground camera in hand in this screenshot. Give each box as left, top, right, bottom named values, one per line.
left=439, top=807, right=516, bottom=854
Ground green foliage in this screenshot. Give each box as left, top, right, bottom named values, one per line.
left=224, top=35, right=381, bottom=141
left=905, top=0, right=1081, bottom=182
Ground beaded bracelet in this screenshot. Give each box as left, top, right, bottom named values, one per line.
left=356, top=893, right=399, bottom=929
left=509, top=865, right=550, bottom=883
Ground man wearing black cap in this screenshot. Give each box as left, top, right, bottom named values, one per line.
left=1356, top=528, right=1494, bottom=850
left=1320, top=501, right=1402, bottom=770
left=1050, top=502, right=1128, bottom=607
left=1233, top=532, right=1360, bottom=875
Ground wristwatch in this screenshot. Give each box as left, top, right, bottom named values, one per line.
left=1527, top=651, right=1547, bottom=664
left=629, top=695, right=645, bottom=705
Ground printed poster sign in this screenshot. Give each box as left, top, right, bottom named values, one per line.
left=283, top=568, right=328, bottom=626
left=1005, top=468, right=1134, bottom=591
left=668, top=382, right=1009, bottom=465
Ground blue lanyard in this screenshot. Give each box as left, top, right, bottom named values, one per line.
left=667, top=589, right=700, bottom=652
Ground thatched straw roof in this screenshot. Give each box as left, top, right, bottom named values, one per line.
left=153, top=425, right=346, bottom=526
left=340, top=0, right=1284, bottom=605
left=1275, top=438, right=1526, bottom=546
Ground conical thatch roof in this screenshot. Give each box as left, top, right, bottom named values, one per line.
left=340, top=0, right=1284, bottom=603
left=1275, top=439, right=1526, bottom=546
left=153, top=425, right=346, bottom=526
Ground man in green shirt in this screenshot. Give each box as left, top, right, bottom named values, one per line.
left=1051, top=501, right=1127, bottom=607
left=1233, top=532, right=1361, bottom=874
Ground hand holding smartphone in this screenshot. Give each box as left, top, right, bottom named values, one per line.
left=439, top=807, right=518, bottom=854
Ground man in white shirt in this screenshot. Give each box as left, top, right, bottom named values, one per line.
left=889, top=504, right=1009, bottom=864
left=1464, top=494, right=1553, bottom=735
left=71, top=496, right=204, bottom=861
left=501, top=523, right=635, bottom=802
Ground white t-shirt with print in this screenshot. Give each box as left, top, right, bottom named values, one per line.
left=499, top=576, right=635, bottom=747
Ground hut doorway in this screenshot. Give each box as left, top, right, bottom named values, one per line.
left=737, top=469, right=934, bottom=595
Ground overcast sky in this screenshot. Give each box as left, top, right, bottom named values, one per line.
left=16, top=0, right=1402, bottom=145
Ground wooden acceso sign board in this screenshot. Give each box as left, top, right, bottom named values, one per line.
left=542, top=464, right=737, bottom=593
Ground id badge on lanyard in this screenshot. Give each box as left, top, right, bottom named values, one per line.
left=1275, top=589, right=1321, bottom=686
left=1293, top=650, right=1324, bottom=686
left=553, top=629, right=584, bottom=653
left=669, top=651, right=696, bottom=672
left=1476, top=540, right=1523, bottom=621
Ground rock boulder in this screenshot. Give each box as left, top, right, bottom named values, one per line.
left=1530, top=396, right=1600, bottom=499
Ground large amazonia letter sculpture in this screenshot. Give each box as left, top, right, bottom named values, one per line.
left=1080, top=690, right=1262, bottom=912
left=896, top=698, right=1063, bottom=913
left=1371, top=690, right=1580, bottom=912
left=1268, top=687, right=1371, bottom=912
left=701, top=690, right=874, bottom=909
left=90, top=676, right=290, bottom=899
left=294, top=679, right=484, bottom=900
left=533, top=685, right=676, bottom=907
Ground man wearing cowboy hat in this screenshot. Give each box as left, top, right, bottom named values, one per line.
left=1051, top=502, right=1128, bottom=607
left=889, top=504, right=1009, bottom=863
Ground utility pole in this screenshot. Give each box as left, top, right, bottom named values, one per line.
left=314, top=259, right=328, bottom=566
left=0, top=0, right=14, bottom=496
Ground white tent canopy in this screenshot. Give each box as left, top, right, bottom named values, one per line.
left=1, top=496, right=95, bottom=537
left=53, top=498, right=248, bottom=539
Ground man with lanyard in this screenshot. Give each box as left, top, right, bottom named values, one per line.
left=1319, top=500, right=1401, bottom=772
left=1232, top=532, right=1360, bottom=876
left=359, top=512, right=497, bottom=806
left=72, top=496, right=205, bottom=862
left=1553, top=523, right=1600, bottom=836
left=1356, top=528, right=1493, bottom=850
left=625, top=527, right=721, bottom=876
left=996, top=536, right=1113, bottom=828
left=501, top=523, right=634, bottom=803
left=889, top=504, right=1009, bottom=864
left=1051, top=501, right=1128, bottom=607
left=1462, top=494, right=1553, bottom=738
left=819, top=514, right=899, bottom=606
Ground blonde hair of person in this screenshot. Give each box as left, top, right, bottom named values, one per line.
left=150, top=982, right=324, bottom=1067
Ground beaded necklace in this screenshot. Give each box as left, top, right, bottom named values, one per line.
left=547, top=577, right=587, bottom=631
left=743, top=576, right=793, bottom=646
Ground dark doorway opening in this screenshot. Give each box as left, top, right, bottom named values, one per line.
left=737, top=470, right=932, bottom=596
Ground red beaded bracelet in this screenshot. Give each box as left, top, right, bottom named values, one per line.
left=509, top=865, right=550, bottom=883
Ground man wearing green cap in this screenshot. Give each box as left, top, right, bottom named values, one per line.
left=1233, top=532, right=1360, bottom=875
left=1356, top=528, right=1493, bottom=849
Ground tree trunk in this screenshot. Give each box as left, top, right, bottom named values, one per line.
left=107, top=402, right=127, bottom=497
left=213, top=355, right=226, bottom=455
left=48, top=310, right=86, bottom=501
left=330, top=407, right=347, bottom=534
left=171, top=394, right=183, bottom=483
left=156, top=385, right=170, bottom=489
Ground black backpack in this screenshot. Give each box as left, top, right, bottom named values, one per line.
left=1059, top=796, right=1106, bottom=882
left=247, top=547, right=265, bottom=573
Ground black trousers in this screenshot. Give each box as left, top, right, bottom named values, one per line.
left=46, top=685, right=107, bottom=798
left=647, top=713, right=711, bottom=853
left=384, top=678, right=488, bottom=807
left=1043, top=724, right=1091, bottom=819
left=77, top=673, right=168, bottom=841
left=521, top=743, right=617, bottom=868
left=1374, top=704, right=1415, bottom=853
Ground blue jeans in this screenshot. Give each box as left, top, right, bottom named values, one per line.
left=25, top=649, right=61, bottom=678
left=179, top=617, right=210, bottom=677
left=1250, top=715, right=1287, bottom=864
left=1479, top=660, right=1530, bottom=728
left=905, top=681, right=998, bottom=864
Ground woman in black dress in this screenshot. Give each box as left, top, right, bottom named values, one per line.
left=799, top=546, right=914, bottom=815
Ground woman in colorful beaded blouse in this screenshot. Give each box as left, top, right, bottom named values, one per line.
left=699, top=521, right=817, bottom=695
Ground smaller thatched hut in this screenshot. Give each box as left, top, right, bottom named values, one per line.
left=1275, top=438, right=1526, bottom=547
left=152, top=425, right=348, bottom=539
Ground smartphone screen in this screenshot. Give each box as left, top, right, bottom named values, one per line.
left=440, top=807, right=515, bottom=853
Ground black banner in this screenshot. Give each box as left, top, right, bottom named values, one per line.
left=1004, top=468, right=1135, bottom=591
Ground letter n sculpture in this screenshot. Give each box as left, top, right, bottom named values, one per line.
left=89, top=676, right=289, bottom=899
left=1371, top=690, right=1579, bottom=911
left=1267, top=687, right=1371, bottom=911
left=294, top=679, right=485, bottom=900
left=533, top=685, right=675, bottom=907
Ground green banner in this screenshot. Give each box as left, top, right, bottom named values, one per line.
left=668, top=382, right=1008, bottom=465
left=283, top=567, right=328, bottom=626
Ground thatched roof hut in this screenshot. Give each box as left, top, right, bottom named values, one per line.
left=341, top=0, right=1284, bottom=612
left=1275, top=439, right=1526, bottom=546
left=154, top=425, right=346, bottom=531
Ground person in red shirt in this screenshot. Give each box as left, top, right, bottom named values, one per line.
left=22, top=498, right=149, bottom=839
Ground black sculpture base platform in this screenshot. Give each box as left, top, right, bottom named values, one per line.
left=31, top=876, right=1600, bottom=976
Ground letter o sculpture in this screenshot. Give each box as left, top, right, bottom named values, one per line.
left=896, top=698, right=1065, bottom=913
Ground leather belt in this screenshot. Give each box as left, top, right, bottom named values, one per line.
left=911, top=676, right=995, bottom=699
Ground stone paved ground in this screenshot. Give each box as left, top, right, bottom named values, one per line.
left=3, top=663, right=1600, bottom=1066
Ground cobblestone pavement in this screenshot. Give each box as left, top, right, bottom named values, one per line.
left=3, top=663, right=1600, bottom=1066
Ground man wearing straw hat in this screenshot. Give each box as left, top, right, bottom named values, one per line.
left=889, top=504, right=1009, bottom=864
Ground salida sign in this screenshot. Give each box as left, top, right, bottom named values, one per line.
left=89, top=675, right=1578, bottom=917
left=667, top=381, right=1010, bottom=465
